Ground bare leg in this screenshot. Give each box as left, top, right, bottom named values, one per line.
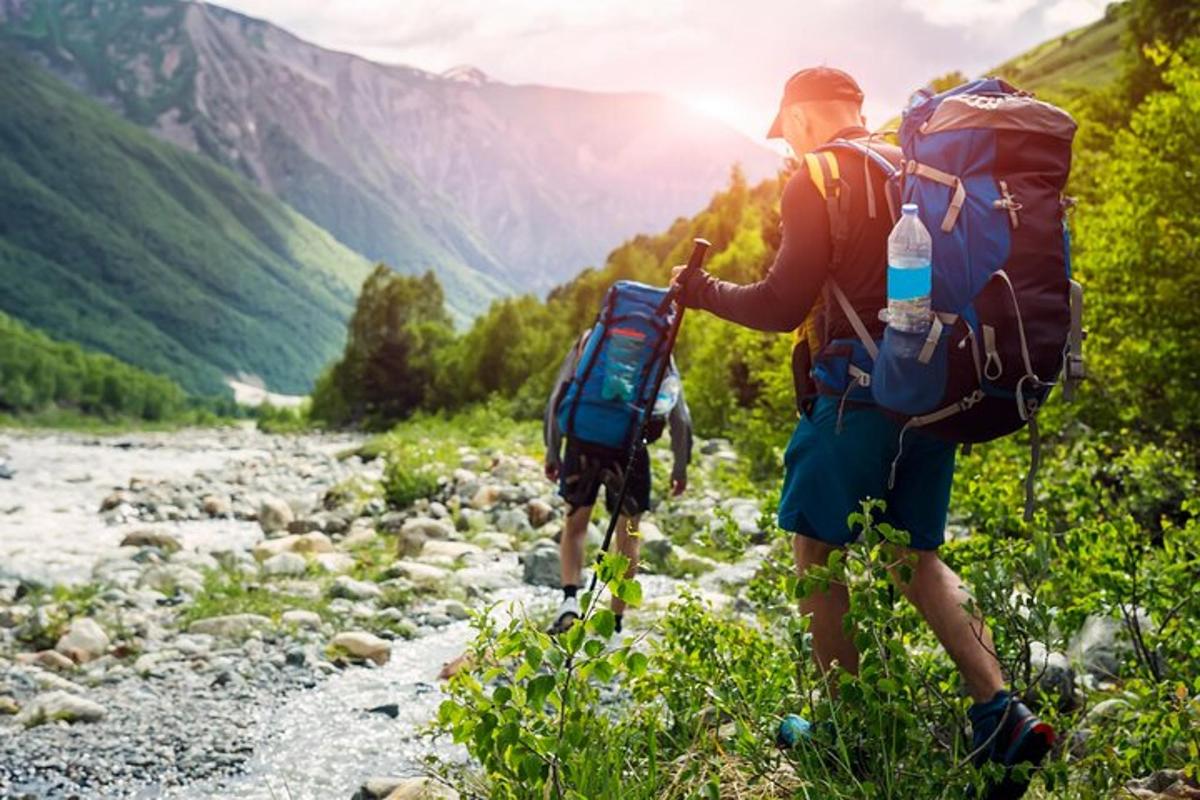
left=793, top=534, right=859, bottom=677
left=891, top=548, right=1004, bottom=703
left=611, top=514, right=641, bottom=616
left=559, top=504, right=592, bottom=589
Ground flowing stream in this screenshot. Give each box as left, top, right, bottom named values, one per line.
left=0, top=428, right=758, bottom=799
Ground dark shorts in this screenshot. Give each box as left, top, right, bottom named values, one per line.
left=559, top=442, right=651, bottom=516
left=778, top=396, right=956, bottom=550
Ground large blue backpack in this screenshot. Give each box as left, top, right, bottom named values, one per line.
left=557, top=281, right=678, bottom=453
left=806, top=78, right=1086, bottom=516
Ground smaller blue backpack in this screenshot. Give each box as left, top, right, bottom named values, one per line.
left=557, top=281, right=677, bottom=453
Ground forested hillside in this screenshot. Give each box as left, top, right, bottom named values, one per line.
left=311, top=3, right=1200, bottom=796
left=0, top=311, right=186, bottom=421
left=0, top=48, right=371, bottom=396
left=993, top=5, right=1128, bottom=98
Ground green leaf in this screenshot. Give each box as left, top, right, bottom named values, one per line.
left=627, top=651, right=649, bottom=677
left=564, top=618, right=587, bottom=652
left=587, top=608, right=616, bottom=638
left=615, top=578, right=643, bottom=607
left=524, top=645, right=543, bottom=671
left=584, top=638, right=605, bottom=658
left=527, top=674, right=556, bottom=709
left=592, top=659, right=614, bottom=682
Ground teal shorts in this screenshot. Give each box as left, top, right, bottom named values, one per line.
left=778, top=396, right=956, bottom=550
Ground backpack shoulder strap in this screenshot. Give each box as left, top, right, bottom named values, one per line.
left=818, top=137, right=902, bottom=222
left=803, top=142, right=886, bottom=362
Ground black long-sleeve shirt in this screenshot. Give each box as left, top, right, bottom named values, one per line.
left=683, top=127, right=892, bottom=347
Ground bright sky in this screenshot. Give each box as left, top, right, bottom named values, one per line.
left=216, top=0, right=1111, bottom=141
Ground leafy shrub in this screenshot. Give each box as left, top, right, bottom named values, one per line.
left=382, top=455, right=440, bottom=509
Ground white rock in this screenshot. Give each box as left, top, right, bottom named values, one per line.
left=55, top=618, right=110, bottom=664
left=331, top=631, right=391, bottom=666
left=202, top=494, right=231, bottom=517
left=312, top=552, right=357, bottom=574
left=521, top=546, right=560, bottom=588
left=401, top=517, right=456, bottom=540
left=16, top=691, right=106, bottom=727
left=437, top=600, right=470, bottom=620
left=188, top=614, right=272, bottom=638
left=526, top=499, right=555, bottom=528
left=139, top=564, right=205, bottom=595
left=386, top=561, right=451, bottom=591
left=495, top=508, right=532, bottom=536
left=419, top=540, right=482, bottom=565
left=470, top=484, right=503, bottom=510
left=397, top=516, right=456, bottom=558
left=384, top=777, right=459, bottom=800
left=119, top=528, right=181, bottom=552
left=262, top=552, right=308, bottom=577
left=341, top=524, right=378, bottom=549
left=16, top=650, right=76, bottom=671
left=281, top=609, right=322, bottom=630
left=330, top=575, right=382, bottom=601
left=258, top=496, right=294, bottom=534
left=455, top=565, right=520, bottom=594
left=472, top=531, right=513, bottom=551
left=253, top=532, right=335, bottom=561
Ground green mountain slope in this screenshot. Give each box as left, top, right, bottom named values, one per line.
left=0, top=47, right=372, bottom=395
left=992, top=7, right=1128, bottom=98
left=0, top=310, right=186, bottom=419
left=0, top=0, right=779, bottom=312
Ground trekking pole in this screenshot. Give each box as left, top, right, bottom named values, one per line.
left=587, top=237, right=711, bottom=596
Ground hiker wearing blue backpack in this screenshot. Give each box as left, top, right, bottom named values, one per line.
left=544, top=330, right=693, bottom=636
left=673, top=67, right=1083, bottom=799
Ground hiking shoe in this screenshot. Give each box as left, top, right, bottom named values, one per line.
left=969, top=691, right=1056, bottom=800
left=547, top=596, right=581, bottom=636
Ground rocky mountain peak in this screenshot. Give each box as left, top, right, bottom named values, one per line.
left=441, top=64, right=490, bottom=86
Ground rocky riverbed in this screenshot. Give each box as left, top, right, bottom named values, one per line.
left=0, top=425, right=766, bottom=799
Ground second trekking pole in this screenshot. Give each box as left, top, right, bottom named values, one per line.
left=587, top=237, right=711, bottom=596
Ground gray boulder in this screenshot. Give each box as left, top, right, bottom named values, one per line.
left=55, top=618, right=110, bottom=664
left=119, top=528, right=182, bottom=553
left=188, top=613, right=272, bottom=638
left=16, top=691, right=106, bottom=727
left=330, top=575, right=383, bottom=601
left=258, top=496, right=294, bottom=534
left=1028, top=640, right=1076, bottom=710
left=1068, top=614, right=1149, bottom=680
left=396, top=516, right=456, bottom=558
left=496, top=508, right=533, bottom=536
left=261, top=551, right=308, bottom=578
left=522, top=541, right=561, bottom=588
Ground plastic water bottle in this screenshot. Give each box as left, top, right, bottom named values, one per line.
left=601, top=330, right=644, bottom=402
left=652, top=370, right=681, bottom=417
left=887, top=203, right=933, bottom=335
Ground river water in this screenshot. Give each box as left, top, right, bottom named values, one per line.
left=0, top=428, right=757, bottom=799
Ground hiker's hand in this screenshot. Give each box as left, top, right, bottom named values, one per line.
left=671, top=477, right=687, bottom=496
left=670, top=264, right=688, bottom=285
left=544, top=461, right=560, bottom=482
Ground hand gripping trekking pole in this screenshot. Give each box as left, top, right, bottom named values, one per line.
left=587, top=237, right=711, bottom=595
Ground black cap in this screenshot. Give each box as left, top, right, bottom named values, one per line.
left=767, top=67, right=864, bottom=138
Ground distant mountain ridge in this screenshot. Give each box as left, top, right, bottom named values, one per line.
left=0, top=47, right=371, bottom=395
left=0, top=0, right=780, bottom=318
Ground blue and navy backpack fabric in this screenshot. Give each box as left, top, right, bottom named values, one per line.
left=557, top=281, right=677, bottom=454
left=807, top=78, right=1083, bottom=447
